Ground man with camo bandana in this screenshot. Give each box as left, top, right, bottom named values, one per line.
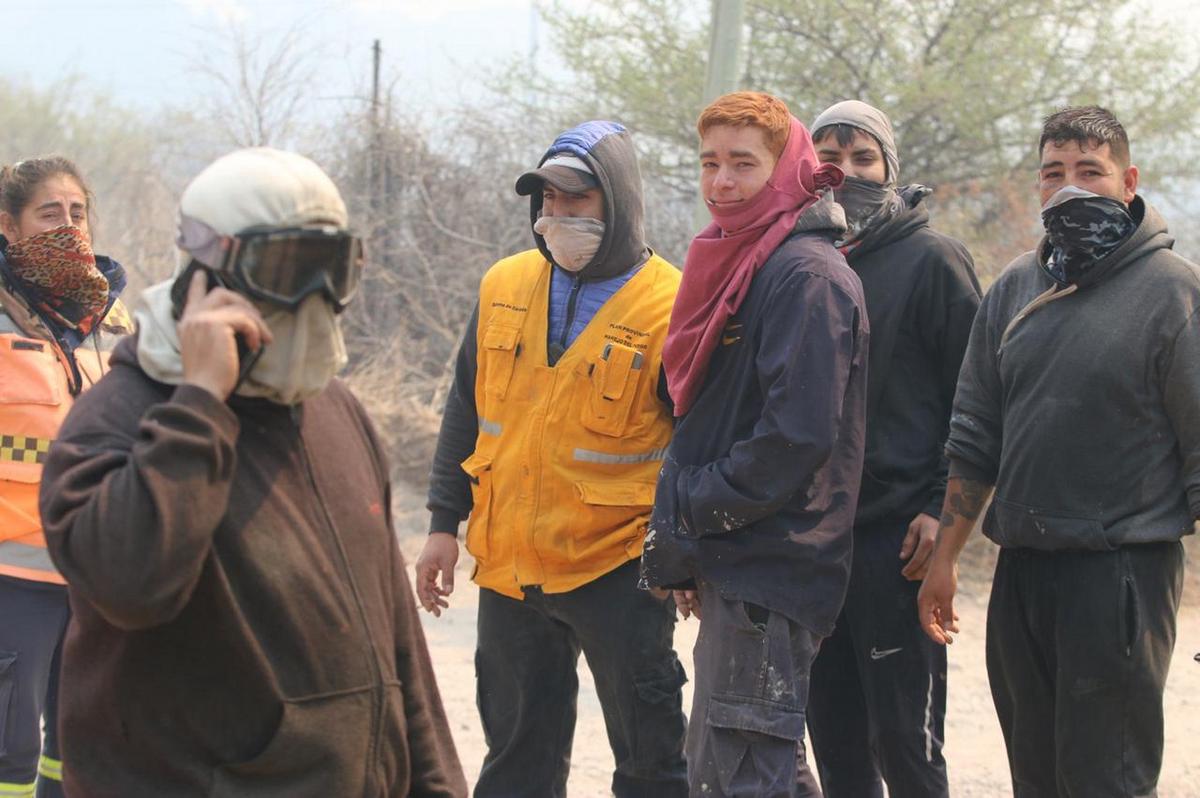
left=920, top=106, right=1199, bottom=796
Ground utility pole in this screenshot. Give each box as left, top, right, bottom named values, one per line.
left=371, top=39, right=382, bottom=132
left=370, top=39, right=383, bottom=221
left=694, top=0, right=746, bottom=232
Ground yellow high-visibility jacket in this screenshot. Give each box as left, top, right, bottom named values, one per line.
left=0, top=291, right=132, bottom=584
left=464, top=249, right=679, bottom=599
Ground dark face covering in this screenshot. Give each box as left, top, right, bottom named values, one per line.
left=833, top=176, right=901, bottom=246
left=1041, top=186, right=1136, bottom=283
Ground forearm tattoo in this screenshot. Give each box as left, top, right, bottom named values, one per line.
left=938, top=478, right=989, bottom=532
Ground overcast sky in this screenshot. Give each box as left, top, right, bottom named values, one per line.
left=0, top=0, right=549, bottom=113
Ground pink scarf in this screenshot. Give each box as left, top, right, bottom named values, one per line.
left=663, top=116, right=843, bottom=416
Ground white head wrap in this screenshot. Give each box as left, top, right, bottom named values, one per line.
left=137, top=147, right=351, bottom=404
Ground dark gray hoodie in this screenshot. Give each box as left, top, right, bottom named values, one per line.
left=947, top=196, right=1200, bottom=549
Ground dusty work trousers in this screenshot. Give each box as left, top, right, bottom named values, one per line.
left=987, top=542, right=1184, bottom=798
left=473, top=560, right=689, bottom=798
left=807, top=521, right=949, bottom=798
left=0, top=576, right=68, bottom=798
left=686, top=581, right=822, bottom=798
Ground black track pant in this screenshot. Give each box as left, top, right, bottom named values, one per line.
left=807, top=521, right=949, bottom=798
left=473, top=560, right=688, bottom=798
left=987, top=542, right=1184, bottom=798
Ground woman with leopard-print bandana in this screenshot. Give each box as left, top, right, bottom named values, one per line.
left=0, top=157, right=131, bottom=798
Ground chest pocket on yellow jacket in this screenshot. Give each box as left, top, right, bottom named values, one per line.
left=582, top=342, right=643, bottom=437
left=482, top=324, right=520, bottom=401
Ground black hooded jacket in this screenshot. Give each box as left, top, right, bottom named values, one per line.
left=640, top=195, right=869, bottom=635
left=948, top=197, right=1200, bottom=549
left=846, top=188, right=981, bottom=527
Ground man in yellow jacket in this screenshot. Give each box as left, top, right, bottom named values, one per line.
left=0, top=157, right=131, bottom=798
left=416, top=121, right=688, bottom=797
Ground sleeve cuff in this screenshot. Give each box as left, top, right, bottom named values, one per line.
left=947, top=457, right=995, bottom=484
left=1187, top=488, right=1200, bottom=520
left=429, top=508, right=462, bottom=537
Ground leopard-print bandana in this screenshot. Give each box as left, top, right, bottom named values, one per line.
left=5, top=224, right=110, bottom=335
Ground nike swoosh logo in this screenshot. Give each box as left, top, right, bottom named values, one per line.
left=722, top=336, right=741, bottom=346
left=870, top=647, right=903, bottom=660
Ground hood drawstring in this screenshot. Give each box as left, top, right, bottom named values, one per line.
left=998, top=283, right=1078, bottom=353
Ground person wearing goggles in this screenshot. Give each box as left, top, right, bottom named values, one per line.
left=37, top=148, right=466, bottom=797
left=177, top=217, right=363, bottom=313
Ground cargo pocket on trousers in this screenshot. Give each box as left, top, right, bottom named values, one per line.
left=704, top=694, right=805, bottom=796
left=482, top=324, right=521, bottom=400
left=0, top=651, right=16, bottom=757
left=461, top=452, right=494, bottom=560
left=631, top=656, right=687, bottom=770
left=208, top=687, right=374, bottom=797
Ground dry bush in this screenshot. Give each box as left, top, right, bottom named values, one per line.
left=322, top=100, right=542, bottom=487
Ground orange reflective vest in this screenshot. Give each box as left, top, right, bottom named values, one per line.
left=0, top=298, right=131, bottom=584
left=464, top=250, right=679, bottom=599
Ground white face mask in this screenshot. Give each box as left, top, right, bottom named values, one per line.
left=236, top=294, right=348, bottom=405
left=135, top=281, right=347, bottom=406
left=533, top=215, right=605, bottom=272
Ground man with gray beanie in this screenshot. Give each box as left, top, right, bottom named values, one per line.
left=416, top=121, right=688, bottom=796
left=805, top=101, right=981, bottom=798
left=37, top=147, right=467, bottom=797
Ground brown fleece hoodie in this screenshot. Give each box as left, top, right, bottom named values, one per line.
left=38, top=336, right=466, bottom=798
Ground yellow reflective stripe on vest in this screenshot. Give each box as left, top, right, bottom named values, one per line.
left=572, top=447, right=667, bottom=465
left=0, top=541, right=56, bottom=573
left=0, top=781, right=36, bottom=797
left=0, top=435, right=51, bottom=465
left=478, top=417, right=502, bottom=437
left=37, top=755, right=63, bottom=782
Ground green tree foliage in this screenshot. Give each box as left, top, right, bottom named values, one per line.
left=533, top=0, right=1200, bottom=272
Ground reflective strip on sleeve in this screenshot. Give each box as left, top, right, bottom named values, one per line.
left=37, top=756, right=63, bottom=782
left=0, top=435, right=52, bottom=465
left=0, top=781, right=36, bottom=797
left=0, top=541, right=57, bottom=574
left=478, top=418, right=503, bottom=437
left=572, top=447, right=667, bottom=465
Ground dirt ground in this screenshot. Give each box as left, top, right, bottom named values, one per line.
left=397, top=513, right=1200, bottom=797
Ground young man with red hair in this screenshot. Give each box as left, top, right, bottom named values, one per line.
left=642, top=91, right=870, bottom=796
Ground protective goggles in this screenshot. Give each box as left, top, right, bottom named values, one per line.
left=217, top=224, right=364, bottom=312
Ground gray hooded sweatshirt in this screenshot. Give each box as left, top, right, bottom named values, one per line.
left=947, top=196, right=1200, bottom=549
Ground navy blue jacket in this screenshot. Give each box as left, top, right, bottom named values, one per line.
left=641, top=219, right=869, bottom=635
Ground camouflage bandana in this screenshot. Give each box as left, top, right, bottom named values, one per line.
left=1041, top=186, right=1135, bottom=283
left=4, top=224, right=112, bottom=335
